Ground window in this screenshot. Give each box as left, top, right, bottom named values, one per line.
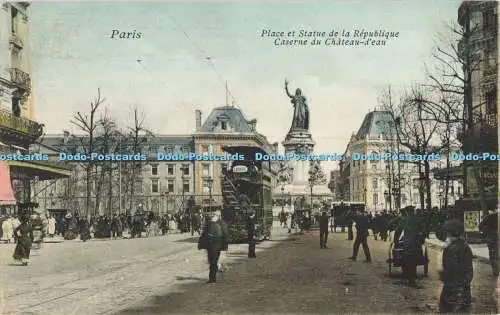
left=167, top=180, right=174, bottom=193
left=167, top=164, right=174, bottom=176
left=373, top=193, right=378, bottom=205
left=202, top=163, right=210, bottom=177
left=372, top=164, right=378, bottom=170
left=11, top=7, right=18, bottom=35
left=221, top=121, right=227, bottom=130
left=471, top=11, right=482, bottom=30
left=166, top=146, right=173, bottom=154
left=483, top=11, right=497, bottom=32
left=151, top=179, right=159, bottom=193
left=203, top=179, right=211, bottom=193
left=135, top=180, right=143, bottom=194
left=372, top=178, right=378, bottom=189
left=486, top=91, right=497, bottom=114
left=151, top=164, right=158, bottom=176
left=182, top=164, right=190, bottom=176
left=201, top=145, right=209, bottom=153
left=183, top=180, right=190, bottom=193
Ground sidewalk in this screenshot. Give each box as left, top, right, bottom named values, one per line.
left=425, top=233, right=490, bottom=263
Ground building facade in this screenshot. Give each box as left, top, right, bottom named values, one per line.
left=0, top=2, right=70, bottom=213
left=192, top=106, right=277, bottom=206
left=33, top=106, right=277, bottom=215
left=34, top=135, right=194, bottom=215
left=340, top=111, right=462, bottom=212
left=458, top=1, right=498, bottom=209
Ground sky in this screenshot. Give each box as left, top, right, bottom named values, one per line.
left=29, top=0, right=463, bottom=173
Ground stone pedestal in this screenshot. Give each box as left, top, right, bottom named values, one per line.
left=277, top=128, right=331, bottom=201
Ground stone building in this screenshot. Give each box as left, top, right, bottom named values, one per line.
left=0, top=2, right=70, bottom=213
left=192, top=106, right=277, bottom=206
left=33, top=106, right=277, bottom=215
left=458, top=1, right=498, bottom=208
left=340, top=110, right=462, bottom=212
left=33, top=134, right=194, bottom=215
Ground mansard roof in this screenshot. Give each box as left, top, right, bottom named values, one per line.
left=355, top=110, right=397, bottom=140
left=196, top=106, right=255, bottom=134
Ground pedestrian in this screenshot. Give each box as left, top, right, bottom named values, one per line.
left=319, top=211, right=329, bottom=248
left=47, top=214, right=56, bottom=237
left=31, top=214, right=44, bottom=250
left=1, top=215, right=13, bottom=243
left=439, top=219, right=473, bottom=313
left=198, top=211, right=227, bottom=283
left=401, top=207, right=426, bottom=287
left=13, top=214, right=33, bottom=266
left=479, top=209, right=499, bottom=276
left=111, top=213, right=120, bottom=239
left=247, top=211, right=257, bottom=258
left=348, top=211, right=372, bottom=262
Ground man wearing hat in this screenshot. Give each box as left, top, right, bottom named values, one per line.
left=247, top=210, right=257, bottom=258
left=439, top=219, right=473, bottom=313
left=198, top=211, right=228, bottom=283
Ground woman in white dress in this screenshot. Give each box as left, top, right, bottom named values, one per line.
left=2, top=216, right=13, bottom=243
left=47, top=215, right=56, bottom=237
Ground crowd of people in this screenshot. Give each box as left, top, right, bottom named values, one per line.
left=288, top=204, right=498, bottom=313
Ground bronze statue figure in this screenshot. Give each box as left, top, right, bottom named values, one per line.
left=285, top=79, right=309, bottom=130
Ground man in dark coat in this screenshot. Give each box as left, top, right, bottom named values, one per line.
left=439, top=219, right=473, bottom=312
left=479, top=210, right=499, bottom=276
left=401, top=207, right=426, bottom=286
left=247, top=211, right=257, bottom=258
left=198, top=212, right=228, bottom=283
left=349, top=211, right=372, bottom=262
left=319, top=211, right=329, bottom=248
left=110, top=214, right=120, bottom=239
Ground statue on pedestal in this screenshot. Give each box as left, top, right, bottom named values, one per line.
left=285, top=79, right=309, bottom=131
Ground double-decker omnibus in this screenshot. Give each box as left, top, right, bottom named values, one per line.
left=220, top=145, right=273, bottom=243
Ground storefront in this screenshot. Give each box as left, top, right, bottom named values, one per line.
left=0, top=160, right=71, bottom=215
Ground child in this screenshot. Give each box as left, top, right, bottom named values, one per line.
left=439, top=219, right=473, bottom=313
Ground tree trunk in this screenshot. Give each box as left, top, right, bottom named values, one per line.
left=86, top=166, right=92, bottom=217
left=424, top=160, right=432, bottom=210
left=444, top=153, right=451, bottom=209
left=417, top=161, right=425, bottom=209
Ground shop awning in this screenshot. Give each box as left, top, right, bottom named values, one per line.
left=6, top=160, right=72, bottom=180
left=0, top=162, right=16, bottom=205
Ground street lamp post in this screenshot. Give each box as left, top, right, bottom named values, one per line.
left=384, top=190, right=388, bottom=210
left=309, top=178, right=314, bottom=214
left=281, top=186, right=285, bottom=213
left=207, top=177, right=213, bottom=214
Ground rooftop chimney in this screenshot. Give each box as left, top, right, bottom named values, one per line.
left=195, top=110, right=202, bottom=130
left=63, top=130, right=70, bottom=144
left=249, top=119, right=257, bottom=131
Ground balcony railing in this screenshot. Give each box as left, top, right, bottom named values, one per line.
left=483, top=66, right=497, bottom=79
left=0, top=109, right=43, bottom=139
left=8, top=68, right=30, bottom=90
left=485, top=113, right=497, bottom=127
left=9, top=34, right=23, bottom=49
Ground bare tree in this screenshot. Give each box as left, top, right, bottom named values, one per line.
left=70, top=88, right=105, bottom=216
left=122, top=108, right=154, bottom=211
left=380, top=85, right=445, bottom=210
left=93, top=110, right=119, bottom=215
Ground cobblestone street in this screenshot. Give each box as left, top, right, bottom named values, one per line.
left=118, top=230, right=499, bottom=315
left=0, top=228, right=290, bottom=315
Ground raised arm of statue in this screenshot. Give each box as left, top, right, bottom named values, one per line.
left=284, top=79, right=293, bottom=98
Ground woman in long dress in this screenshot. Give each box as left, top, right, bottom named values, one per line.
left=47, top=215, right=56, bottom=237
left=13, top=215, right=33, bottom=266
